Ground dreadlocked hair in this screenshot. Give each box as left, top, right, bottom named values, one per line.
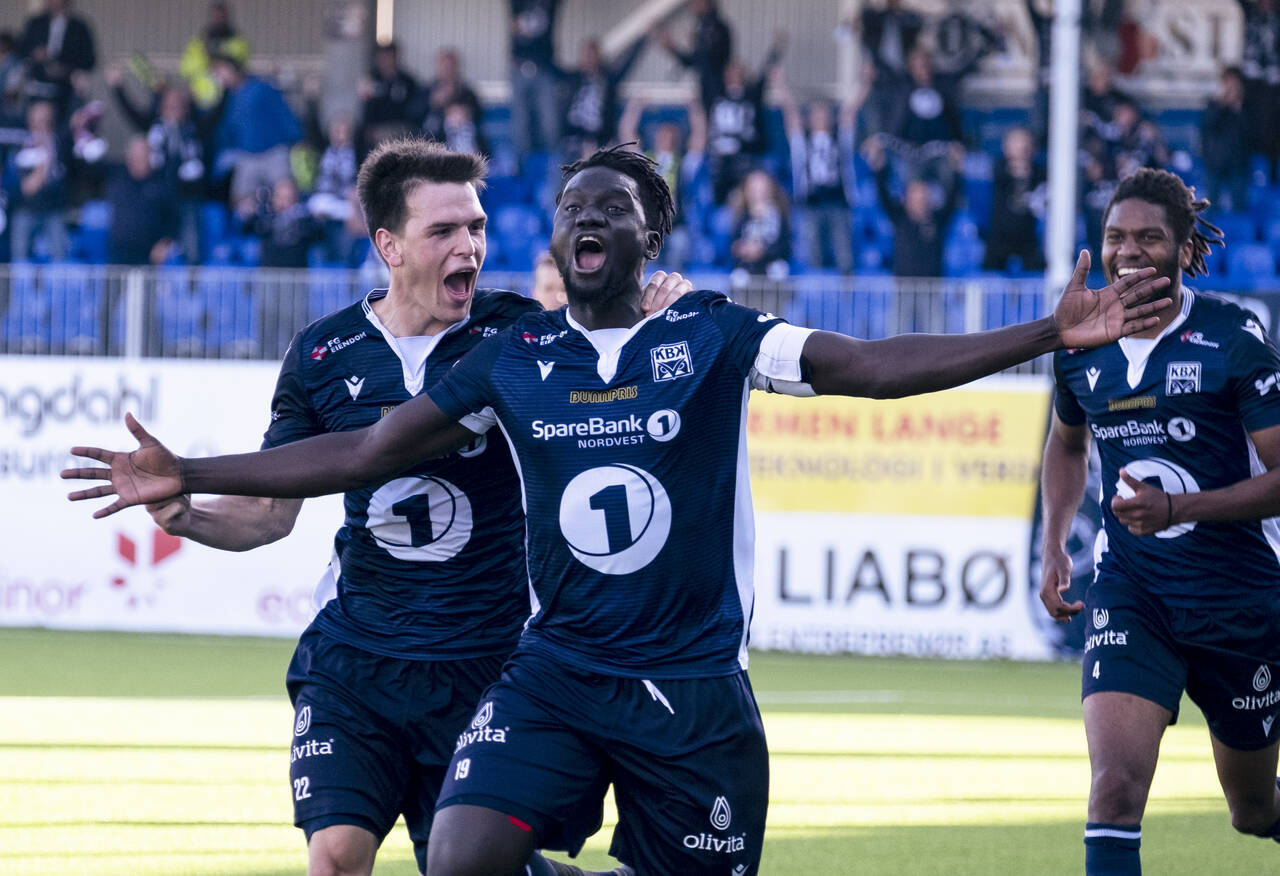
left=1103, top=167, right=1224, bottom=278
left=559, top=144, right=675, bottom=243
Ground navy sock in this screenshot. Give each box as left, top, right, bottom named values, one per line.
left=1084, top=822, right=1141, bottom=875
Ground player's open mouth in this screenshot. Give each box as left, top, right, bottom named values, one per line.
left=574, top=236, right=606, bottom=274
left=443, top=270, right=475, bottom=300
left=1115, top=267, right=1150, bottom=277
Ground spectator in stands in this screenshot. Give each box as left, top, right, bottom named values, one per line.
left=438, top=98, right=489, bottom=159
left=245, top=176, right=319, bottom=357
left=245, top=176, right=320, bottom=269
left=211, top=53, right=300, bottom=217
left=1201, top=66, right=1252, bottom=214
left=1024, top=0, right=1053, bottom=149
left=894, top=45, right=969, bottom=147
left=0, top=31, right=24, bottom=127
left=418, top=47, right=483, bottom=147
left=107, top=63, right=222, bottom=264
left=657, top=0, right=733, bottom=114
left=559, top=34, right=649, bottom=160
left=705, top=31, right=787, bottom=203
left=1238, top=0, right=1280, bottom=181
left=932, top=1, right=1005, bottom=78
left=358, top=41, right=420, bottom=156
left=1080, top=61, right=1134, bottom=128
left=105, top=135, right=177, bottom=266
left=618, top=96, right=707, bottom=271
left=983, top=126, right=1046, bottom=272
left=1080, top=135, right=1119, bottom=261
left=17, top=0, right=96, bottom=120
left=307, top=112, right=358, bottom=264
left=1102, top=96, right=1169, bottom=180
left=530, top=250, right=568, bottom=309
left=780, top=77, right=860, bottom=275
left=3, top=100, right=69, bottom=262
left=180, top=1, right=250, bottom=111
left=858, top=0, right=924, bottom=79
left=729, top=168, right=791, bottom=287
left=866, top=134, right=961, bottom=330
left=508, top=0, right=561, bottom=161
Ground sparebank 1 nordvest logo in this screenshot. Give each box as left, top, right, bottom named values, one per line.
left=110, top=526, right=183, bottom=608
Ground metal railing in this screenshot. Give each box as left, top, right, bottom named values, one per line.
left=0, top=264, right=1074, bottom=371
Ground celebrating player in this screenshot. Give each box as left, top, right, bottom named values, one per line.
left=1040, top=168, right=1280, bottom=874
left=137, top=138, right=686, bottom=876
left=66, top=146, right=1170, bottom=875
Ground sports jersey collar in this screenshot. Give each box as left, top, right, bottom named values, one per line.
left=1115, top=288, right=1194, bottom=390
left=564, top=306, right=667, bottom=384
left=361, top=288, right=470, bottom=395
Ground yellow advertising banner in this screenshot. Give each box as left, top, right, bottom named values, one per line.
left=747, top=377, right=1051, bottom=517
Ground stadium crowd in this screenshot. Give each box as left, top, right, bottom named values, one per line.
left=0, top=0, right=1276, bottom=288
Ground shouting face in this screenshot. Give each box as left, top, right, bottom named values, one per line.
left=550, top=165, right=660, bottom=307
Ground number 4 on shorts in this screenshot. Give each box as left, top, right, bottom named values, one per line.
left=1092, top=661, right=1101, bottom=679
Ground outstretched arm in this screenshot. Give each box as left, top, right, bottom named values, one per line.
left=147, top=494, right=304, bottom=551
left=1112, top=423, right=1280, bottom=535
left=63, top=394, right=474, bottom=518
left=1039, top=412, right=1090, bottom=620
left=802, top=252, right=1170, bottom=398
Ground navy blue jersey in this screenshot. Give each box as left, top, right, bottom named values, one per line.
left=1054, top=291, right=1280, bottom=600
left=264, top=288, right=539, bottom=659
left=429, top=291, right=794, bottom=679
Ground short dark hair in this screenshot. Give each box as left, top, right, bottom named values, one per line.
left=1102, top=168, right=1224, bottom=278
left=558, top=144, right=675, bottom=243
left=356, top=137, right=488, bottom=236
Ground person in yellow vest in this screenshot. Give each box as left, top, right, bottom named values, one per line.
left=180, top=0, right=249, bottom=109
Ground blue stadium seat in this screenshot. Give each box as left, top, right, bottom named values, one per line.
left=1213, top=211, right=1257, bottom=246
left=77, top=200, right=111, bottom=264
left=493, top=203, right=545, bottom=243
left=1226, top=243, right=1277, bottom=285
left=199, top=202, right=230, bottom=263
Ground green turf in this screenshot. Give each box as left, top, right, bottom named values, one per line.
left=1, top=628, right=1270, bottom=875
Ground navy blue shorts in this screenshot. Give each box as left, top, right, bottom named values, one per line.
left=285, top=625, right=507, bottom=871
left=437, top=647, right=770, bottom=875
left=1082, top=576, right=1280, bottom=751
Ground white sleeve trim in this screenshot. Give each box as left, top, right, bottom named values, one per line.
left=749, top=323, right=816, bottom=396
left=458, top=406, right=498, bottom=434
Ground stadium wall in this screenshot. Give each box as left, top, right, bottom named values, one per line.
left=0, top=355, right=1060, bottom=659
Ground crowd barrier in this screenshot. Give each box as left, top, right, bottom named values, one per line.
left=0, top=264, right=1056, bottom=366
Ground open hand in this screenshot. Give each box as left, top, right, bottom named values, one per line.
left=640, top=270, right=694, bottom=315
left=1053, top=250, right=1171, bottom=349
left=62, top=414, right=184, bottom=519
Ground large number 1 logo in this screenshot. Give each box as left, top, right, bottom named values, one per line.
left=558, top=465, right=672, bottom=574
left=1115, top=457, right=1199, bottom=539
left=366, top=476, right=473, bottom=561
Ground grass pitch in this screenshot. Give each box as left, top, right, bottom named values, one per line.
left=0, top=629, right=1273, bottom=875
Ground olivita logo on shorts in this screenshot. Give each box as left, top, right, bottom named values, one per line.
left=295, top=705, right=312, bottom=736
left=1255, top=665, right=1273, bottom=693
left=1092, top=609, right=1109, bottom=630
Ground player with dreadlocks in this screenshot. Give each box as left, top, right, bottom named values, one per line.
left=1041, top=167, right=1280, bottom=874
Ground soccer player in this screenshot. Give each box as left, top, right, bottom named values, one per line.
left=66, top=146, right=1170, bottom=875
left=138, top=138, right=686, bottom=876
left=1039, top=167, right=1280, bottom=874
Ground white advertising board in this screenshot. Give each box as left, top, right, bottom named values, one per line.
left=0, top=356, right=339, bottom=637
